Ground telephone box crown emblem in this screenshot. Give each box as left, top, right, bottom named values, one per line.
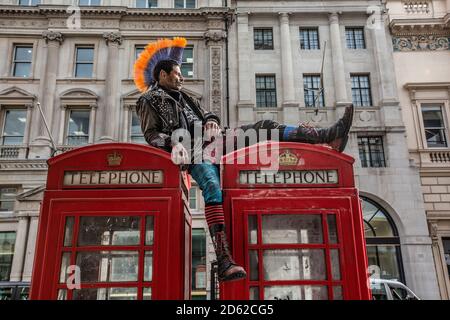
left=279, top=150, right=299, bottom=166
left=107, top=151, right=123, bottom=166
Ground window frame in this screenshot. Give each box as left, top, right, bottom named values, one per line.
left=0, top=187, right=18, bottom=213
left=78, top=0, right=101, bottom=6
left=0, top=107, right=28, bottom=146
left=136, top=0, right=158, bottom=8
left=351, top=74, right=373, bottom=107
left=0, top=231, right=16, bottom=282
left=129, top=108, right=145, bottom=144
left=174, top=0, right=196, bottom=9
left=303, top=74, right=325, bottom=108
left=11, top=45, right=33, bottom=78
left=255, top=75, right=277, bottom=108
left=18, top=0, right=40, bottom=6
left=74, top=45, right=95, bottom=79
left=345, top=27, right=366, bottom=49
left=299, top=27, right=320, bottom=50
left=419, top=102, right=449, bottom=149
left=357, top=135, right=387, bottom=168
left=181, top=45, right=194, bottom=79
left=64, top=108, right=92, bottom=146
left=253, top=28, right=274, bottom=50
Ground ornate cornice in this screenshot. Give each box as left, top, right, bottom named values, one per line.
left=390, top=16, right=450, bottom=36
left=42, top=30, right=64, bottom=44
left=203, top=30, right=227, bottom=45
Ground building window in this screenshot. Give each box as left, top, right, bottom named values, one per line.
left=135, top=45, right=145, bottom=60
left=421, top=104, right=448, bottom=148
left=75, top=46, right=94, bottom=78
left=12, top=45, right=33, bottom=77
left=256, top=75, right=277, bottom=108
left=136, top=0, right=157, bottom=8
left=358, top=136, right=386, bottom=167
left=300, top=28, right=320, bottom=50
left=79, top=0, right=101, bottom=5
left=18, top=0, right=40, bottom=5
left=351, top=75, right=372, bottom=107
left=362, top=197, right=404, bottom=282
left=181, top=46, right=194, bottom=78
left=189, top=187, right=197, bottom=210
left=0, top=232, right=16, bottom=281
left=130, top=110, right=145, bottom=143
left=0, top=188, right=17, bottom=212
left=443, top=238, right=450, bottom=282
left=254, top=28, right=273, bottom=50
left=1, top=109, right=27, bottom=145
left=175, top=0, right=195, bottom=9
left=192, top=228, right=206, bottom=300
left=66, top=110, right=90, bottom=146
left=346, top=27, right=366, bottom=49
left=303, top=75, right=324, bottom=107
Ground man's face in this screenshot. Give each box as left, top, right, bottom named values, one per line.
left=159, top=65, right=184, bottom=91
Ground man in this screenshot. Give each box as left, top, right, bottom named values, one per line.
left=136, top=58, right=353, bottom=283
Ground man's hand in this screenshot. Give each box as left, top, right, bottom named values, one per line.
left=204, top=120, right=221, bottom=142
left=171, top=143, right=190, bottom=165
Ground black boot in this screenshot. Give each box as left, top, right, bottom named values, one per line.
left=283, top=104, right=354, bottom=152
left=209, top=224, right=247, bottom=282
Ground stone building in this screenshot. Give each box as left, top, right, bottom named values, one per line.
left=385, top=0, right=450, bottom=299
left=226, top=0, right=440, bottom=299
left=0, top=0, right=443, bottom=300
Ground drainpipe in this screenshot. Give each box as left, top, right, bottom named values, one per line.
left=225, top=0, right=231, bottom=128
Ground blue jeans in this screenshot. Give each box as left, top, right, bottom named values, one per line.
left=189, top=162, right=222, bottom=205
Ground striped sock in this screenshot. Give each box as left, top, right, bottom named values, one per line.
left=205, top=204, right=225, bottom=227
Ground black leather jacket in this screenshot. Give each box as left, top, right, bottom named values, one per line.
left=136, top=84, right=221, bottom=152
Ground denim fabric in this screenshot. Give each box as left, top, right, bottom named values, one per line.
left=282, top=125, right=296, bottom=140
left=189, top=162, right=222, bottom=204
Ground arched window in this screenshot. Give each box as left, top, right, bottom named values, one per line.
left=361, top=196, right=405, bottom=282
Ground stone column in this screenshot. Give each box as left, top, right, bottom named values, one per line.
left=123, top=104, right=132, bottom=142
left=9, top=215, right=29, bottom=281
left=88, top=103, right=98, bottom=144
left=236, top=12, right=255, bottom=124
left=22, top=215, right=39, bottom=282
left=29, top=31, right=64, bottom=159
left=370, top=13, right=402, bottom=127
left=328, top=13, right=349, bottom=106
left=99, top=32, right=122, bottom=142
left=429, top=221, right=450, bottom=299
left=279, top=12, right=299, bottom=125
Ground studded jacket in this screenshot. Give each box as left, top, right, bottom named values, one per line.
left=136, top=84, right=221, bottom=152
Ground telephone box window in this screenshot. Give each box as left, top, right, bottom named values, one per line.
left=248, top=215, right=258, bottom=244
left=327, top=215, right=338, bottom=243
left=72, top=287, right=138, bottom=300
left=262, top=215, right=323, bottom=244
left=145, top=216, right=154, bottom=245
left=144, top=251, right=153, bottom=282
left=331, top=249, right=341, bottom=280
left=333, top=286, right=343, bottom=300
left=77, top=216, right=140, bottom=246
left=143, top=287, right=152, bottom=300
left=249, top=250, right=259, bottom=281
left=59, top=252, right=71, bottom=283
left=249, top=287, right=259, bottom=300
left=264, top=285, right=328, bottom=300
left=63, top=217, right=74, bottom=247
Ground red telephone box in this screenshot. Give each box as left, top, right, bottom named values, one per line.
left=30, top=143, right=191, bottom=300
left=220, top=142, right=371, bottom=300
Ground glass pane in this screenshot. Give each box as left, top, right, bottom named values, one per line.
left=362, top=199, right=394, bottom=238
left=144, top=251, right=153, bottom=281
left=263, top=249, right=326, bottom=281
left=15, top=46, right=32, bottom=61
left=59, top=252, right=71, bottom=283
left=17, top=286, right=29, bottom=300
left=370, top=281, right=388, bottom=300
left=3, top=110, right=27, bottom=138
left=64, top=217, right=74, bottom=247
left=143, top=287, right=152, bottom=300
left=264, top=285, right=328, bottom=300
left=0, top=232, right=16, bottom=281
left=76, top=251, right=139, bottom=283
left=327, top=215, right=338, bottom=243
left=145, top=216, right=154, bottom=245
left=366, top=245, right=401, bottom=280
left=333, top=286, right=343, bottom=300
left=249, top=287, right=259, bottom=300
left=68, top=110, right=90, bottom=136
left=181, top=64, right=193, bottom=78
left=13, top=62, right=31, bottom=77
left=72, top=287, right=137, bottom=300
left=78, top=216, right=140, bottom=246
left=76, top=48, right=94, bottom=62
left=131, top=111, right=143, bottom=135
left=183, top=47, right=193, bottom=61
left=262, top=215, right=323, bottom=244
left=57, top=289, right=67, bottom=300
left=248, top=215, right=258, bottom=244
left=192, top=229, right=206, bottom=290
left=331, top=249, right=341, bottom=280
left=75, top=63, right=93, bottom=78
left=249, top=250, right=259, bottom=281
left=136, top=0, right=146, bottom=8
left=186, top=0, right=195, bottom=8
left=0, top=287, right=13, bottom=300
